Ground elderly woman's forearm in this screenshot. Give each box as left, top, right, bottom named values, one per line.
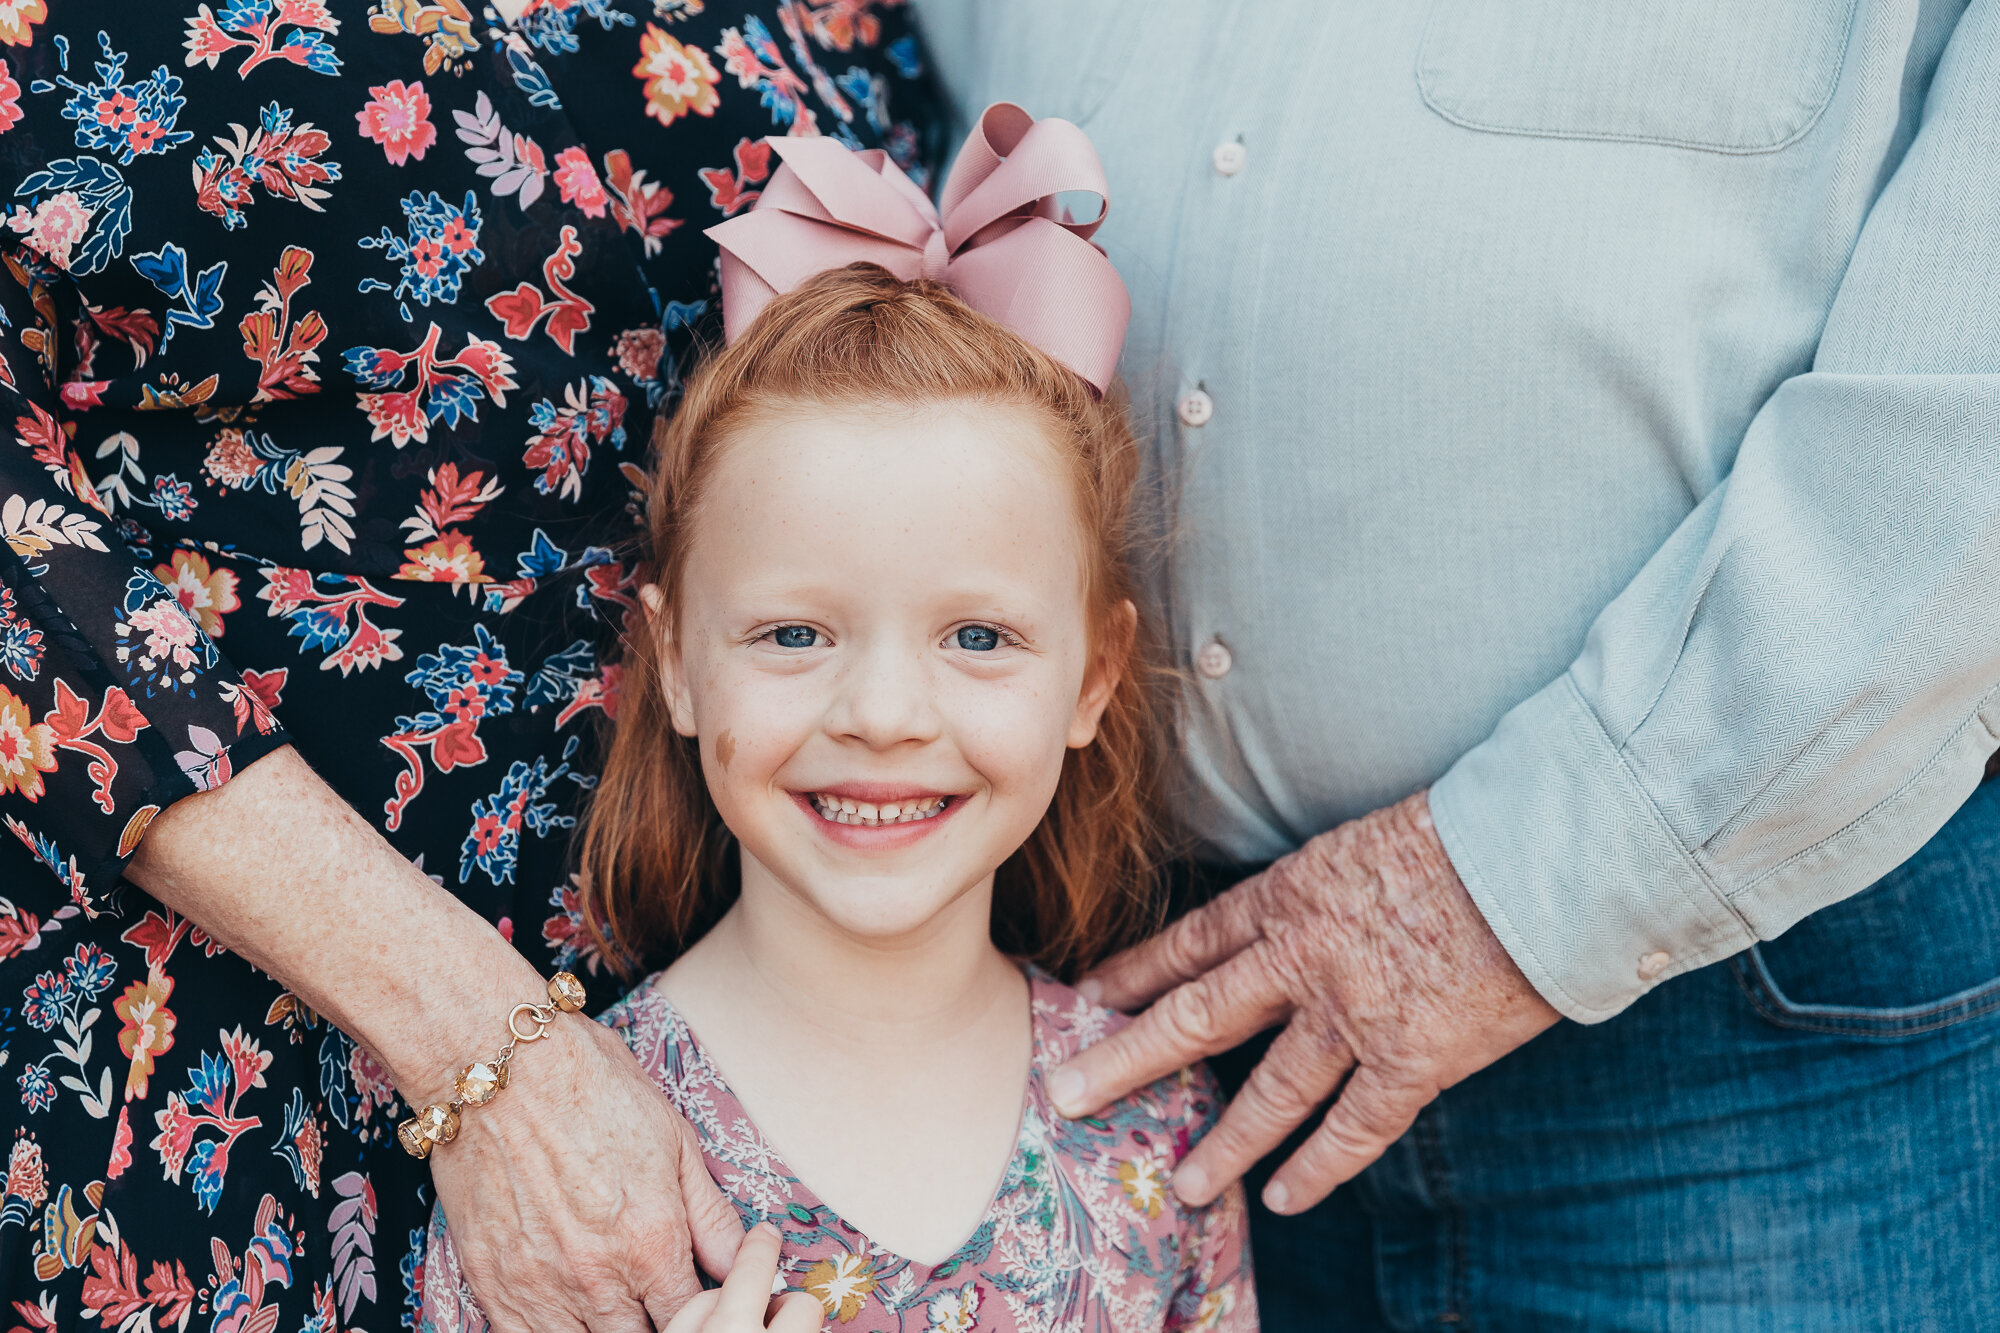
left=124, top=744, right=548, bottom=1099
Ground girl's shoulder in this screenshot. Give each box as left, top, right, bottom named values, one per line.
left=1025, top=968, right=1229, bottom=1168
left=597, top=971, right=702, bottom=1088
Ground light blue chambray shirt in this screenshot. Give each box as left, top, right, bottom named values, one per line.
left=913, top=0, right=2000, bottom=1021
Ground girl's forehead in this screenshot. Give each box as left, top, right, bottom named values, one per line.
left=683, top=402, right=1091, bottom=597
left=708, top=402, right=1074, bottom=522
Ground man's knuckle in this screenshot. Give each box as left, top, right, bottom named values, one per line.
left=1248, top=1052, right=1323, bottom=1119
left=1163, top=977, right=1224, bottom=1045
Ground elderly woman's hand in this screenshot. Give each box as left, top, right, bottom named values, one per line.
left=1046, top=791, right=1560, bottom=1214
left=124, top=746, right=739, bottom=1331
left=428, top=1015, right=742, bottom=1333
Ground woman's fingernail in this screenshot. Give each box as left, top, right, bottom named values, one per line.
left=1172, top=1163, right=1209, bottom=1205
left=1048, top=1067, right=1086, bottom=1114
left=753, top=1221, right=779, bottom=1238
left=1077, top=978, right=1103, bottom=1004
left=1263, top=1180, right=1291, bottom=1214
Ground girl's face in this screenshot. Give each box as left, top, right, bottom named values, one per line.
left=647, top=399, right=1123, bottom=946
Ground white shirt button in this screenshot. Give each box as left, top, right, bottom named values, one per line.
left=1637, top=950, right=1671, bottom=982
left=1196, top=639, right=1232, bottom=680
left=1177, top=388, right=1214, bottom=428
left=1212, top=140, right=1247, bottom=176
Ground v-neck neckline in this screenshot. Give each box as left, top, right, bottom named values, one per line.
left=631, top=970, right=1051, bottom=1280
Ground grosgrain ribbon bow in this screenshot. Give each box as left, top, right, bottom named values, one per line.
left=706, top=102, right=1131, bottom=394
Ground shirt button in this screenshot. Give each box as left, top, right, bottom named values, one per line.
left=1637, top=951, right=1671, bottom=982
left=1196, top=639, right=1232, bottom=679
left=1177, top=388, right=1214, bottom=428
left=1212, top=140, right=1247, bottom=176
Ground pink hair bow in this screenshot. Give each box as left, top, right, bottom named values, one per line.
left=705, top=102, right=1131, bottom=394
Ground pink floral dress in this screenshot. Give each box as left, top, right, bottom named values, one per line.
left=420, top=969, right=1258, bottom=1333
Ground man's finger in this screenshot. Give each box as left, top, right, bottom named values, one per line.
left=1079, top=871, right=1266, bottom=1012
left=1264, top=1065, right=1424, bottom=1214
left=681, top=1121, right=746, bottom=1280
left=1051, top=944, right=1288, bottom=1118
left=1170, top=1017, right=1353, bottom=1207
left=768, top=1291, right=824, bottom=1333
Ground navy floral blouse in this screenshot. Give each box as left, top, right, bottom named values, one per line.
left=0, top=3, right=937, bottom=1328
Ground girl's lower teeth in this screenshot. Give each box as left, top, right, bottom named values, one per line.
left=812, top=796, right=945, bottom=827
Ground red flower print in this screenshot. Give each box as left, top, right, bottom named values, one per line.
left=441, top=215, right=476, bottom=254
left=0, top=683, right=57, bottom=801
left=0, top=57, right=21, bottom=134
left=553, top=145, right=608, bottom=218
left=410, top=235, right=444, bottom=280
left=95, top=90, right=139, bottom=129
left=356, top=79, right=437, bottom=166
left=106, top=1106, right=134, bottom=1179
left=429, top=720, right=486, bottom=772
left=469, top=653, right=509, bottom=687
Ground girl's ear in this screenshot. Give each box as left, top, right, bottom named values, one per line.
left=640, top=583, right=699, bottom=738
left=1068, top=599, right=1136, bottom=749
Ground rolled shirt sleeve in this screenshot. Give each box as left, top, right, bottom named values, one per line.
left=1430, top=0, right=2000, bottom=1022
left=0, top=255, right=291, bottom=909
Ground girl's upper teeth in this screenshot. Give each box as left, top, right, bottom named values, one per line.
left=812, top=793, right=946, bottom=825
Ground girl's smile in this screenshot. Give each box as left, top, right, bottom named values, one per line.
left=794, top=786, right=966, bottom=850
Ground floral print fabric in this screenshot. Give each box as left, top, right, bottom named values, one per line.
left=422, top=970, right=1258, bottom=1333
left=0, top=2, right=937, bottom=1328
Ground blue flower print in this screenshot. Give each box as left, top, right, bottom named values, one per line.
left=62, top=942, right=116, bottom=999
left=115, top=571, right=222, bottom=697
left=185, top=0, right=343, bottom=79
left=459, top=737, right=586, bottom=886
left=11, top=156, right=133, bottom=275
left=151, top=472, right=198, bottom=521
left=48, top=32, right=193, bottom=165
left=20, top=969, right=76, bottom=1033
left=0, top=586, right=43, bottom=683
left=885, top=35, right=923, bottom=80
left=358, top=190, right=485, bottom=320
left=517, top=0, right=634, bottom=55
left=16, top=1062, right=54, bottom=1114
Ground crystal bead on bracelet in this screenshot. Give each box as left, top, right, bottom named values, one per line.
left=397, top=972, right=586, bottom=1159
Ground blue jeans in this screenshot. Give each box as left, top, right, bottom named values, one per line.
left=1213, top=776, right=2000, bottom=1331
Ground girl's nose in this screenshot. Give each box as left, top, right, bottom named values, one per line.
left=827, top=641, right=943, bottom=749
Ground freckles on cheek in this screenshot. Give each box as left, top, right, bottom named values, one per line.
left=715, top=728, right=736, bottom=772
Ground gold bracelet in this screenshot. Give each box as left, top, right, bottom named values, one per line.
left=397, top=972, right=587, bottom=1160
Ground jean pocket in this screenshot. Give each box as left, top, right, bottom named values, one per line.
left=1416, top=0, right=1859, bottom=153
left=1731, top=779, right=2000, bottom=1039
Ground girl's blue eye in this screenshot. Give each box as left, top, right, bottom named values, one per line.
left=772, top=626, right=819, bottom=648
left=956, top=626, right=1001, bottom=651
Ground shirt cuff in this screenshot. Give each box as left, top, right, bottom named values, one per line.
left=1427, top=671, right=1756, bottom=1023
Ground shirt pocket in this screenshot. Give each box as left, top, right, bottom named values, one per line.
left=1416, top=0, right=1860, bottom=153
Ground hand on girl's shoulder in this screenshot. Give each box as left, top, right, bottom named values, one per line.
left=1031, top=969, right=1230, bottom=1144
left=1032, top=972, right=1259, bottom=1332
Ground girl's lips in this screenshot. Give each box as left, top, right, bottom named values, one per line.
left=790, top=790, right=966, bottom=850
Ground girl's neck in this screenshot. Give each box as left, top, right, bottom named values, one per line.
left=671, top=861, right=1024, bottom=1056
left=657, top=859, right=1035, bottom=1265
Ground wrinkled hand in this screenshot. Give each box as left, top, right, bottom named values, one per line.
left=430, top=1016, right=744, bottom=1332
left=1048, top=791, right=1559, bottom=1215
left=664, top=1225, right=823, bottom=1333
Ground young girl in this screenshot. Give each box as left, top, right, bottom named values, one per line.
left=419, top=108, right=1255, bottom=1333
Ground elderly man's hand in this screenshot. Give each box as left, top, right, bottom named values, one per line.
left=1048, top=791, right=1560, bottom=1214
